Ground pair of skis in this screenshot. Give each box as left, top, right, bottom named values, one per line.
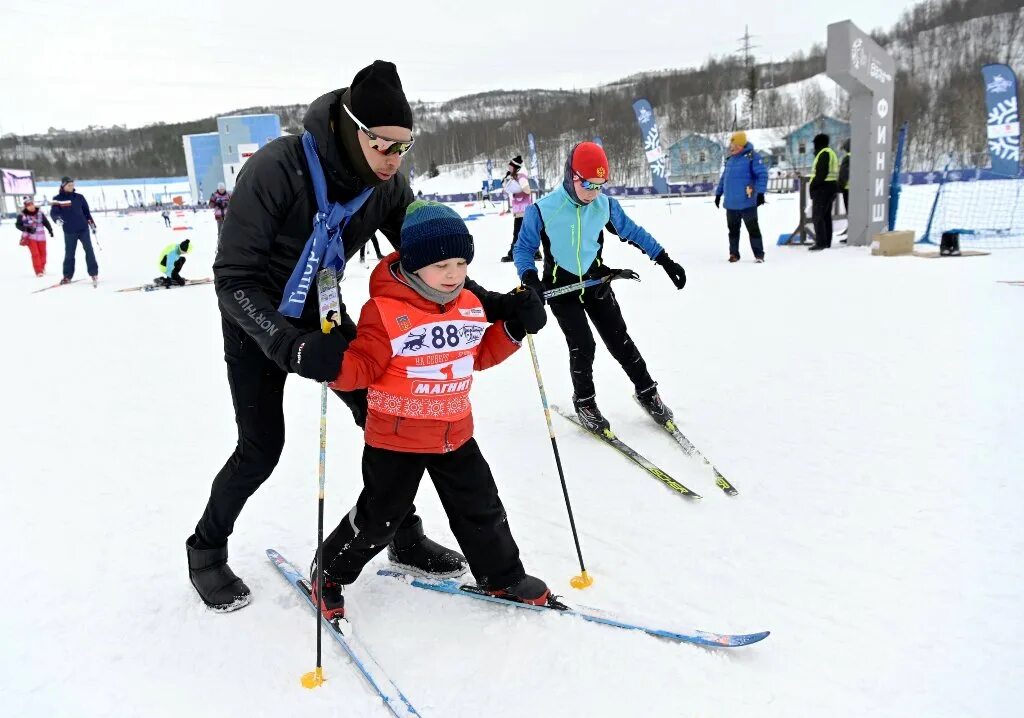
left=116, top=277, right=213, bottom=293
left=32, top=276, right=97, bottom=293
left=268, top=549, right=768, bottom=717
left=552, top=401, right=738, bottom=498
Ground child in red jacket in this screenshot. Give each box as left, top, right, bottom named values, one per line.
left=15, top=197, right=53, bottom=276
left=314, top=201, right=549, bottom=619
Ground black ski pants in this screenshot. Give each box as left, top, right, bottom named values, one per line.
left=321, top=439, right=525, bottom=589
left=193, top=318, right=419, bottom=549
left=505, top=215, right=524, bottom=257
left=811, top=186, right=837, bottom=248
left=549, top=287, right=655, bottom=401
left=726, top=207, right=764, bottom=259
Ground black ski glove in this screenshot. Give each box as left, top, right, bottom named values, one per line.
left=508, top=286, right=547, bottom=335
left=521, top=269, right=546, bottom=305
left=756, top=193, right=766, bottom=207
left=289, top=329, right=348, bottom=382
left=714, top=194, right=722, bottom=209
left=654, top=251, right=686, bottom=290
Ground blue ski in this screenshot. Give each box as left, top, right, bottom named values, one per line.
left=377, top=569, right=769, bottom=649
left=266, top=549, right=421, bottom=717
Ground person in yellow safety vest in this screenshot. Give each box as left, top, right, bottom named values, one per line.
left=156, top=238, right=191, bottom=287
left=808, top=133, right=839, bottom=251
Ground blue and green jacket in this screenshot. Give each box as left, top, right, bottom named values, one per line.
left=513, top=186, right=664, bottom=289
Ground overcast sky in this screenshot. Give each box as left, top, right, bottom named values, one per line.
left=0, top=0, right=917, bottom=136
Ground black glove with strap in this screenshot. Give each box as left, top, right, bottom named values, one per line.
left=504, top=286, right=547, bottom=340
left=288, top=329, right=348, bottom=382
left=521, top=269, right=546, bottom=305
left=654, top=251, right=686, bottom=290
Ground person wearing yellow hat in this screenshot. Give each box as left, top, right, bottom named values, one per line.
left=714, top=131, right=768, bottom=263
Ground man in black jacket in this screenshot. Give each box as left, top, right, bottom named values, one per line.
left=808, top=133, right=839, bottom=252
left=186, top=60, right=545, bottom=611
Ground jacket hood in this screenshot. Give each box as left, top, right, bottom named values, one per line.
left=368, top=252, right=458, bottom=312
left=302, top=88, right=382, bottom=200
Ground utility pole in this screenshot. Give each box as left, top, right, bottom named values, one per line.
left=737, top=25, right=759, bottom=128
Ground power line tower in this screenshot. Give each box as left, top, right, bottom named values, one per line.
left=737, top=25, right=759, bottom=127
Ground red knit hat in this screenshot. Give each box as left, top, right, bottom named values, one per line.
left=571, top=142, right=609, bottom=181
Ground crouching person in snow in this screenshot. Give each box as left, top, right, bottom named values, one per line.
left=514, top=141, right=687, bottom=435
left=156, top=238, right=191, bottom=287
left=312, top=201, right=550, bottom=619
left=15, top=197, right=53, bottom=276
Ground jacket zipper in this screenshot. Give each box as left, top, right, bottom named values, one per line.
left=443, top=423, right=453, bottom=453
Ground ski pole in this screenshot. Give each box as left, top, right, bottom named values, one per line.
left=541, top=270, right=638, bottom=300
left=301, top=267, right=342, bottom=690
left=524, top=329, right=593, bottom=589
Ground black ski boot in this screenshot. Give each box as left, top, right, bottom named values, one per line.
left=573, top=394, right=611, bottom=435
left=636, top=384, right=674, bottom=424
left=309, top=558, right=345, bottom=621
left=387, top=516, right=468, bottom=578
left=488, top=574, right=550, bottom=606
left=186, top=534, right=251, bottom=612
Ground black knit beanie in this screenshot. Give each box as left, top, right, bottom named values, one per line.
left=509, top=155, right=523, bottom=168
left=349, top=60, right=413, bottom=130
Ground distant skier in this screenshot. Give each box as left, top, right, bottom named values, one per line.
left=311, top=201, right=550, bottom=619
left=162, top=209, right=172, bottom=227
left=156, top=239, right=191, bottom=287
left=808, top=133, right=839, bottom=251
left=15, top=197, right=53, bottom=276
left=714, top=131, right=768, bottom=263
left=50, top=176, right=98, bottom=284
left=208, top=182, right=230, bottom=240
left=500, top=155, right=539, bottom=263
left=358, top=231, right=385, bottom=264
left=514, top=141, right=687, bottom=434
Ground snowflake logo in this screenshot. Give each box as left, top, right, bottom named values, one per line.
left=851, top=39, right=866, bottom=71
left=638, top=108, right=652, bottom=124
left=987, top=97, right=1020, bottom=162
left=645, top=126, right=666, bottom=178
left=987, top=74, right=1013, bottom=94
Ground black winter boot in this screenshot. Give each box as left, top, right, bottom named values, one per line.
left=488, top=574, right=550, bottom=606
left=573, top=394, right=611, bottom=435
left=387, top=516, right=467, bottom=578
left=186, top=535, right=251, bottom=612
left=309, top=558, right=345, bottom=621
left=636, top=384, right=674, bottom=424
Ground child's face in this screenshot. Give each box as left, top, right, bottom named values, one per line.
left=416, top=258, right=468, bottom=293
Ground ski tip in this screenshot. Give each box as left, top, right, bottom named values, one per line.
left=690, top=629, right=770, bottom=647
left=728, top=630, right=770, bottom=646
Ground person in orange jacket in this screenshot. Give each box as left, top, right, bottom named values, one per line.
left=310, top=200, right=549, bottom=620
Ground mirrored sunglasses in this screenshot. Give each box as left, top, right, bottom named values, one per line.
left=574, top=173, right=607, bottom=191
left=342, top=104, right=415, bottom=156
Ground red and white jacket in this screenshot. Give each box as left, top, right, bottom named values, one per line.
left=331, top=253, right=521, bottom=454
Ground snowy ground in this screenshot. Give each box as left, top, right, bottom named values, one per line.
left=2, top=196, right=1021, bottom=717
